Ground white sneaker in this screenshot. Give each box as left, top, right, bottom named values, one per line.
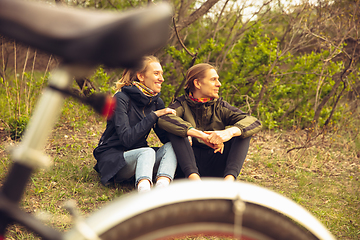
left=137, top=180, right=151, bottom=193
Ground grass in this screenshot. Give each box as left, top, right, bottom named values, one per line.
left=239, top=122, right=360, bottom=239
left=0, top=99, right=359, bottom=239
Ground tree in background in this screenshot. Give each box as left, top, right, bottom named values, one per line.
left=162, top=0, right=360, bottom=129
left=1, top=0, right=359, bottom=131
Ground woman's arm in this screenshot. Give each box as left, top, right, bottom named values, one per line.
left=114, top=93, right=158, bottom=148
left=153, top=99, right=176, bottom=143
left=157, top=100, right=193, bottom=138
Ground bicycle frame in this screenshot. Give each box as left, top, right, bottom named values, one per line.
left=0, top=0, right=172, bottom=238
left=13, top=67, right=74, bottom=169
left=0, top=66, right=90, bottom=240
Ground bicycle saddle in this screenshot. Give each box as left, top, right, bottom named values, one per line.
left=0, top=0, right=172, bottom=68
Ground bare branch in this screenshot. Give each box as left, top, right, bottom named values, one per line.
left=176, top=0, right=221, bottom=32
left=173, top=17, right=195, bottom=58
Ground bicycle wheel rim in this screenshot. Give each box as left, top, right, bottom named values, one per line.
left=97, top=199, right=317, bottom=240
left=63, top=179, right=335, bottom=240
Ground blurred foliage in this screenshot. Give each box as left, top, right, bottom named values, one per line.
left=1, top=0, right=360, bottom=131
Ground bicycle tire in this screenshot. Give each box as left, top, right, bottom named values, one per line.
left=63, top=179, right=335, bottom=240
left=98, top=200, right=316, bottom=240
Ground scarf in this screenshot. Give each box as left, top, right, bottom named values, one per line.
left=189, top=92, right=213, bottom=103
left=133, top=81, right=156, bottom=97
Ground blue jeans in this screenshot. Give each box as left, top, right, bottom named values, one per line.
left=115, top=142, right=177, bottom=186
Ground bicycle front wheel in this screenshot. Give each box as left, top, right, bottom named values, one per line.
left=64, top=179, right=335, bottom=240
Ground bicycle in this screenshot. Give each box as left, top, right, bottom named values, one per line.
left=0, top=0, right=336, bottom=239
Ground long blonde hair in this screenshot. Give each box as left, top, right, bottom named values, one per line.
left=115, top=55, right=160, bottom=91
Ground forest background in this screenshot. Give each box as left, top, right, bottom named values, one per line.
left=0, top=0, right=359, bottom=239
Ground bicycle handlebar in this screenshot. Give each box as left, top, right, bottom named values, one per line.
left=0, top=0, right=172, bottom=68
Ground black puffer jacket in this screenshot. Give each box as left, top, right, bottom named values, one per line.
left=93, top=85, right=168, bottom=185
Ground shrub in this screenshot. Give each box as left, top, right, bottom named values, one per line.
left=7, top=115, right=29, bottom=140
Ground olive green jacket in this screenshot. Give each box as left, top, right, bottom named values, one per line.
left=158, top=93, right=262, bottom=147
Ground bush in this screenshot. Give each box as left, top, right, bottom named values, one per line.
left=7, top=115, right=29, bottom=140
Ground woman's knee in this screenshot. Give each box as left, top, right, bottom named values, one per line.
left=163, top=142, right=175, bottom=153
left=156, top=142, right=177, bottom=176
left=159, top=142, right=177, bottom=160
left=135, top=148, right=156, bottom=167
left=138, top=147, right=156, bottom=158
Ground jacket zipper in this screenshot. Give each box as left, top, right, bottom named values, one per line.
left=143, top=98, right=153, bottom=117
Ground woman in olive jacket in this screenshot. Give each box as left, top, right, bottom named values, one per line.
left=158, top=63, right=262, bottom=181
left=93, top=56, right=177, bottom=192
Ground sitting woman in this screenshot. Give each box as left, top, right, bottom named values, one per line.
left=158, top=63, right=262, bottom=181
left=93, top=56, right=177, bottom=192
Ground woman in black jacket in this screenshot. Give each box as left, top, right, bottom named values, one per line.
left=93, top=56, right=177, bottom=192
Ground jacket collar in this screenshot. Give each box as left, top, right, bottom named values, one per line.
left=184, top=90, right=219, bottom=108
left=122, top=85, right=160, bottom=106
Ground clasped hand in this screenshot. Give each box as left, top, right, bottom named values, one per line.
left=187, top=127, right=241, bottom=154
left=203, top=130, right=233, bottom=154
left=189, top=129, right=234, bottom=154
left=204, top=130, right=233, bottom=145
